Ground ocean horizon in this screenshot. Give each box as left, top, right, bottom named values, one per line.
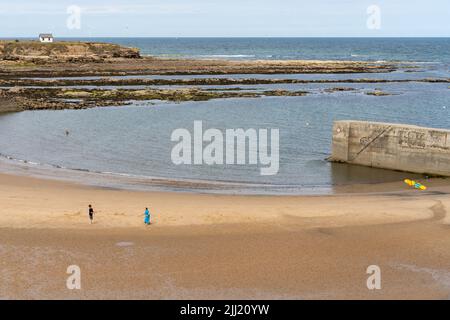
left=3, top=37, right=450, bottom=63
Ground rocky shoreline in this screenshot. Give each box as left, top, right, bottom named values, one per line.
left=1, top=41, right=441, bottom=113
left=0, top=83, right=414, bottom=111
left=0, top=87, right=311, bottom=111
left=1, top=72, right=448, bottom=112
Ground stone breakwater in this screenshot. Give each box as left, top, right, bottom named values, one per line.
left=330, top=120, right=450, bottom=176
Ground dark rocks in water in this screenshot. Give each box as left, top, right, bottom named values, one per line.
left=0, top=86, right=313, bottom=111
left=262, top=90, right=308, bottom=96
left=324, top=87, right=356, bottom=93
left=1, top=77, right=448, bottom=89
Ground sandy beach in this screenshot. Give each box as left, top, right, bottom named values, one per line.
left=1, top=172, right=450, bottom=299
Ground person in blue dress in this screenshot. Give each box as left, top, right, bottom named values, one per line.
left=144, top=207, right=151, bottom=225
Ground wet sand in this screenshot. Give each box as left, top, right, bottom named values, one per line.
left=1, top=172, right=450, bottom=299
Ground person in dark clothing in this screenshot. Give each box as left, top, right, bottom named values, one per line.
left=88, top=204, right=95, bottom=224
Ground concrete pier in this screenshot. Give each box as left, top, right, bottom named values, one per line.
left=330, top=120, right=450, bottom=176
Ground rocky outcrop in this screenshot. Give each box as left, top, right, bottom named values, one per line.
left=0, top=87, right=312, bottom=111
left=0, top=41, right=140, bottom=62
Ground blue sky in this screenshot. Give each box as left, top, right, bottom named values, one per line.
left=0, top=0, right=449, bottom=37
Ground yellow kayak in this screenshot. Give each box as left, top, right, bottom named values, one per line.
left=404, top=179, right=427, bottom=190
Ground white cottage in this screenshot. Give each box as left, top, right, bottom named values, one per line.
left=39, top=34, right=54, bottom=43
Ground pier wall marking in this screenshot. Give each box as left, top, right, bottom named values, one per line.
left=330, top=120, right=450, bottom=176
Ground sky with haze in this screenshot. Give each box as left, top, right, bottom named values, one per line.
left=0, top=0, right=449, bottom=37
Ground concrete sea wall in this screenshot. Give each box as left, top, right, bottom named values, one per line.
left=330, top=120, right=450, bottom=176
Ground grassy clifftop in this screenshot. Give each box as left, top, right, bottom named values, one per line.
left=0, top=41, right=140, bottom=62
